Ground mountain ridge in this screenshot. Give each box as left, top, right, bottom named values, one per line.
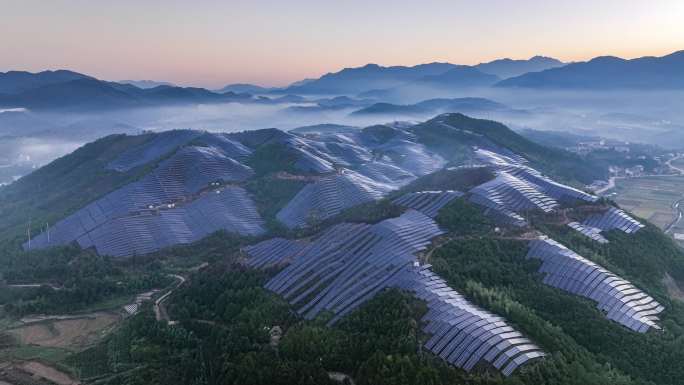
left=498, top=50, right=684, bottom=89
left=474, top=55, right=565, bottom=79
left=0, top=77, right=253, bottom=110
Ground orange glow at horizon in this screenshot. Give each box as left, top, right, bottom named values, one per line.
left=1, top=0, right=682, bottom=88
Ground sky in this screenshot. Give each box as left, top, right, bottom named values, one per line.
left=1, top=0, right=683, bottom=88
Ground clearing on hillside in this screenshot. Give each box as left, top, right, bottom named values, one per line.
left=7, top=312, right=120, bottom=350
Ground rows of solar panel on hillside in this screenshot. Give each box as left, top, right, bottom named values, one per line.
left=193, top=133, right=253, bottom=160
left=393, top=190, right=464, bottom=218
left=567, top=208, right=643, bottom=244
left=583, top=207, right=644, bottom=233
left=275, top=136, right=336, bottom=174
left=505, top=166, right=598, bottom=203
left=26, top=144, right=262, bottom=254
left=75, top=187, right=265, bottom=257
left=302, top=133, right=429, bottom=189
left=468, top=193, right=527, bottom=227
left=474, top=148, right=526, bottom=168
left=159, top=146, right=254, bottom=192
left=474, top=148, right=598, bottom=204
left=276, top=170, right=393, bottom=228
left=107, top=130, right=202, bottom=172
left=393, top=265, right=544, bottom=376
left=262, top=211, right=443, bottom=322
left=374, top=138, right=446, bottom=176
left=353, top=161, right=416, bottom=188
left=567, top=222, right=609, bottom=243
left=77, top=210, right=194, bottom=257
left=527, top=237, right=663, bottom=332
left=246, top=210, right=544, bottom=375
left=252, top=130, right=446, bottom=230
left=185, top=187, right=265, bottom=236
left=306, top=137, right=374, bottom=167
left=243, top=238, right=307, bottom=269
left=295, top=129, right=444, bottom=182
left=469, top=172, right=558, bottom=215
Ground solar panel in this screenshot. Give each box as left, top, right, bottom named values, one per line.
left=393, top=190, right=464, bottom=218
left=276, top=169, right=393, bottom=228
left=527, top=236, right=663, bottom=332
left=394, top=265, right=544, bottom=376
left=250, top=210, right=545, bottom=376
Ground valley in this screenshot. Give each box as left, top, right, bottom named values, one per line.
left=608, top=176, right=684, bottom=246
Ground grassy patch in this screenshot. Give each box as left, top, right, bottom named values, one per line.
left=0, top=345, right=73, bottom=364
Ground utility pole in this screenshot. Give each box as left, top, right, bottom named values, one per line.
left=27, top=217, right=31, bottom=249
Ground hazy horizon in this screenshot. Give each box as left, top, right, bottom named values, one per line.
left=2, top=0, right=683, bottom=88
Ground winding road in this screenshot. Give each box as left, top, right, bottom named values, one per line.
left=666, top=154, right=684, bottom=175
left=154, top=274, right=185, bottom=322
left=596, top=155, right=684, bottom=196
left=665, top=198, right=684, bottom=235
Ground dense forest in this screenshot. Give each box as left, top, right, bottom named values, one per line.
left=51, top=197, right=684, bottom=385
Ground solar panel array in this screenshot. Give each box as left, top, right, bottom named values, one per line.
left=393, top=265, right=545, bottom=376
left=567, top=222, right=609, bottom=244
left=69, top=187, right=264, bottom=257
left=243, top=238, right=306, bottom=269
left=25, top=126, right=448, bottom=254
left=245, top=211, right=544, bottom=376
left=376, top=139, right=446, bottom=177
left=306, top=136, right=374, bottom=167
left=527, top=237, right=663, bottom=332
left=265, top=210, right=443, bottom=321
left=468, top=192, right=527, bottom=227
left=393, top=190, right=464, bottom=218
left=155, top=146, right=254, bottom=193
left=232, top=130, right=446, bottom=229
left=473, top=148, right=526, bottom=168
left=505, top=166, right=598, bottom=204
left=28, top=123, right=611, bottom=269
left=469, top=171, right=559, bottom=216
left=279, top=135, right=337, bottom=174
left=474, top=148, right=598, bottom=204
left=567, top=208, right=644, bottom=244
left=107, top=130, right=202, bottom=171
left=301, top=128, right=445, bottom=187
left=354, top=161, right=416, bottom=188
left=193, top=132, right=253, bottom=161
left=276, top=169, right=393, bottom=228
left=468, top=147, right=601, bottom=227
left=582, top=207, right=644, bottom=234
left=25, top=142, right=264, bottom=256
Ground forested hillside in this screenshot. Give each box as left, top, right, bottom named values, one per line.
left=1, top=113, right=683, bottom=385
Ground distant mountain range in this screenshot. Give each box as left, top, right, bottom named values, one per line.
left=474, top=56, right=564, bottom=79
left=278, top=56, right=564, bottom=95
left=498, top=50, right=684, bottom=89
left=351, top=97, right=508, bottom=116
left=119, top=79, right=175, bottom=89
left=0, top=70, right=92, bottom=94
left=281, top=62, right=459, bottom=95
left=413, top=66, right=501, bottom=87
left=216, top=83, right=275, bottom=94
left=4, top=50, right=683, bottom=110
left=0, top=77, right=253, bottom=110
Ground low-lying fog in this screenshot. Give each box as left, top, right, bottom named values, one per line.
left=2, top=86, right=684, bottom=184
